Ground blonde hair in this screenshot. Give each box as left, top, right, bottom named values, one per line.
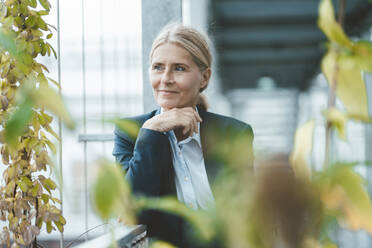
left=149, top=23, right=213, bottom=110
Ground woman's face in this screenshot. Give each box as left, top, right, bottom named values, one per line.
left=150, top=42, right=210, bottom=111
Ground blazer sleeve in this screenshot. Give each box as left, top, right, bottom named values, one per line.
left=113, top=126, right=172, bottom=196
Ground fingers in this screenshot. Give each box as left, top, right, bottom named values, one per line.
left=148, top=107, right=202, bottom=136
left=181, top=107, right=200, bottom=135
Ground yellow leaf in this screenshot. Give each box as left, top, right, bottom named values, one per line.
left=150, top=241, right=176, bottom=248
left=320, top=166, right=372, bottom=234
left=321, top=51, right=369, bottom=120
left=323, top=107, right=347, bottom=140
left=317, top=0, right=352, bottom=48
left=290, top=120, right=314, bottom=181
left=113, top=119, right=140, bottom=140
left=31, top=84, right=75, bottom=129
left=353, top=41, right=372, bottom=73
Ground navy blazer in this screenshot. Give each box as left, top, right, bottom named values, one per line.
left=113, top=107, right=254, bottom=247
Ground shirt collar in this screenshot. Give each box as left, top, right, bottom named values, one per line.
left=157, top=107, right=202, bottom=147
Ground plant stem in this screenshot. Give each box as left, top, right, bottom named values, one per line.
left=32, top=197, right=39, bottom=248
left=324, top=0, right=346, bottom=168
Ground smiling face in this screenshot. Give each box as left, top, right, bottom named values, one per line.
left=150, top=42, right=210, bottom=111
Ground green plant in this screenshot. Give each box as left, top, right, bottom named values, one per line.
left=0, top=0, right=73, bottom=247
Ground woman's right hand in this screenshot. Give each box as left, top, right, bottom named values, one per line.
left=142, top=107, right=202, bottom=137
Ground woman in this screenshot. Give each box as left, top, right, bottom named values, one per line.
left=113, top=23, right=254, bottom=247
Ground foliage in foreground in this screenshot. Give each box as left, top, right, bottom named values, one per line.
left=0, top=0, right=73, bottom=247
left=92, top=0, right=372, bottom=247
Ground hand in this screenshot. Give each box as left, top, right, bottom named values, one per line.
left=142, top=107, right=202, bottom=137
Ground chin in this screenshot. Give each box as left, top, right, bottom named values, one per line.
left=158, top=100, right=178, bottom=110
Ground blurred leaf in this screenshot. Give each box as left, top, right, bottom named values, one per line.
left=322, top=51, right=369, bottom=120
left=323, top=107, right=347, bottom=140
left=31, top=84, right=75, bottom=129
left=112, top=119, right=140, bottom=140
left=317, top=0, right=352, bottom=48
left=138, top=196, right=214, bottom=241
left=290, top=120, right=314, bottom=181
left=352, top=41, right=372, bottom=73
left=4, top=98, right=33, bottom=145
left=0, top=28, right=18, bottom=57
left=150, top=241, right=176, bottom=248
left=318, top=165, right=372, bottom=234
left=0, top=28, right=29, bottom=65
left=302, top=238, right=338, bottom=248
left=92, top=162, right=134, bottom=223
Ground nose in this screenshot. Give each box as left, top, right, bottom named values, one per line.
left=160, top=68, right=175, bottom=85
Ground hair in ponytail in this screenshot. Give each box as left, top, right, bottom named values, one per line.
left=197, top=93, right=209, bottom=112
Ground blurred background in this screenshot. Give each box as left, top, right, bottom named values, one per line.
left=1, top=0, right=371, bottom=247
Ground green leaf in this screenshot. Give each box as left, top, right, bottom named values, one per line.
left=30, top=184, right=39, bottom=197
left=44, top=178, right=56, bottom=190
left=38, top=0, right=50, bottom=11
left=92, top=162, right=132, bottom=221
left=29, top=0, right=37, bottom=8
left=36, top=16, right=48, bottom=31
left=4, top=98, right=33, bottom=145
left=17, top=180, right=28, bottom=192
left=112, top=119, right=140, bottom=140
left=54, top=221, right=63, bottom=232
left=317, top=0, right=352, bottom=48
left=37, top=10, right=49, bottom=16
left=290, top=120, right=314, bottom=181
left=59, top=215, right=66, bottom=225
left=0, top=28, right=19, bottom=58
left=41, top=193, right=49, bottom=204
left=46, top=221, right=52, bottom=233
left=49, top=45, right=57, bottom=59
left=21, top=176, right=33, bottom=187
left=46, top=33, right=52, bottom=39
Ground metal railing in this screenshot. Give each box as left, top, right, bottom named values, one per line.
left=73, top=225, right=147, bottom=248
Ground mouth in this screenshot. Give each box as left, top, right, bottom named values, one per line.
left=158, top=90, right=178, bottom=94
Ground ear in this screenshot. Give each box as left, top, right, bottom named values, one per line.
left=200, top=68, right=211, bottom=90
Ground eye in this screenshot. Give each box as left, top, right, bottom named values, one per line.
left=175, top=65, right=185, bottom=71
left=152, top=64, right=163, bottom=71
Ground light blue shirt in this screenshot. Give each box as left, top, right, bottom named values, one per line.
left=158, top=108, right=215, bottom=210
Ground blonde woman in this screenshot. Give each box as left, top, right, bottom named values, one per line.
left=113, top=23, right=254, bottom=247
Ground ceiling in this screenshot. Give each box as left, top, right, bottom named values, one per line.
left=209, top=0, right=372, bottom=91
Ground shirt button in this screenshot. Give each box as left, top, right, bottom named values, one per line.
left=184, top=177, right=189, bottom=181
